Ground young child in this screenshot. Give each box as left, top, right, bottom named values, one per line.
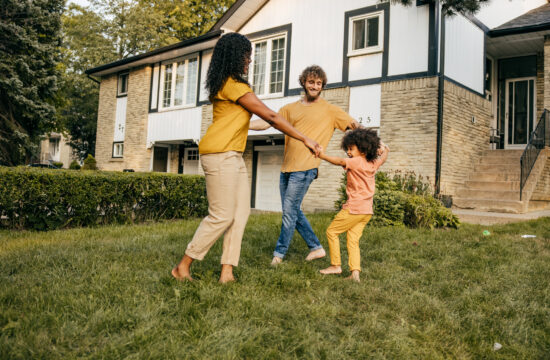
left=318, top=128, right=389, bottom=282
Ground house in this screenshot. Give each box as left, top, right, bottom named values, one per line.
left=37, top=133, right=78, bottom=168
left=85, top=0, right=550, bottom=213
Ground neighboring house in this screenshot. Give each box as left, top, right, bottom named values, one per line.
left=86, top=0, right=550, bottom=213
left=38, top=133, right=78, bottom=168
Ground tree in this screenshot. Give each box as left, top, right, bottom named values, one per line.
left=395, top=0, right=489, bottom=16
left=0, top=0, right=64, bottom=166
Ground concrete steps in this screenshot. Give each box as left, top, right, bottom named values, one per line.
left=452, top=149, right=548, bottom=214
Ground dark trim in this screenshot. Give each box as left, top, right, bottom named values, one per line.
left=489, top=23, right=550, bottom=38
left=444, top=76, right=485, bottom=98
left=156, top=62, right=161, bottom=111
left=483, top=35, right=487, bottom=95
left=210, top=0, right=248, bottom=32
left=251, top=146, right=259, bottom=209
left=86, top=30, right=223, bottom=75
left=178, top=144, right=184, bottom=174
left=464, top=14, right=490, bottom=34
left=385, top=72, right=429, bottom=82
left=427, top=2, right=438, bottom=76
left=416, top=0, right=430, bottom=5
left=245, top=24, right=292, bottom=97
left=195, top=51, right=203, bottom=107
left=112, top=141, right=124, bottom=158
left=435, top=8, right=445, bottom=196
left=197, top=99, right=211, bottom=106
left=148, top=64, right=155, bottom=112
left=342, top=3, right=390, bottom=84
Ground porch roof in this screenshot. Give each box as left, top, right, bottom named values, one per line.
left=489, top=3, right=550, bottom=37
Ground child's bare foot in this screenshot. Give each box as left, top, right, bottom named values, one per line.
left=345, top=270, right=360, bottom=282
left=319, top=265, right=342, bottom=275
left=219, top=264, right=235, bottom=284
left=171, top=266, right=193, bottom=281
left=305, top=248, right=326, bottom=261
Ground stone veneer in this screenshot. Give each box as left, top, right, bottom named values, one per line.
left=440, top=80, right=492, bottom=196
left=95, top=66, right=152, bottom=172
left=380, top=77, right=439, bottom=188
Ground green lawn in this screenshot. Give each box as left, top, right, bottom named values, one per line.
left=1, top=214, right=549, bottom=359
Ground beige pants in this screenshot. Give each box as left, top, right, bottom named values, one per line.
left=185, top=151, right=250, bottom=266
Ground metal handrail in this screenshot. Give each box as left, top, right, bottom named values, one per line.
left=520, top=109, right=549, bottom=200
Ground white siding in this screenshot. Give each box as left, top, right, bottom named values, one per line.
left=349, top=54, right=383, bottom=81
left=199, top=50, right=212, bottom=102
left=444, top=14, right=484, bottom=93
left=248, top=95, right=300, bottom=137
left=150, top=64, right=159, bottom=110
left=348, top=85, right=381, bottom=127
left=147, top=107, right=202, bottom=145
left=387, top=3, right=430, bottom=76
left=240, top=0, right=379, bottom=88
left=114, top=97, right=127, bottom=142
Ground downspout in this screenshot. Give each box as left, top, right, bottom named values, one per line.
left=435, top=2, right=445, bottom=196
left=87, top=74, right=100, bottom=84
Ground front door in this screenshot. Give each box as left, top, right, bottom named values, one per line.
left=505, top=77, right=535, bottom=149
left=152, top=146, right=168, bottom=172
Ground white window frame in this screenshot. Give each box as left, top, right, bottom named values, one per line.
left=113, top=142, right=124, bottom=158
left=248, top=33, right=287, bottom=99
left=347, top=11, right=384, bottom=57
left=159, top=53, right=199, bottom=111
left=117, top=72, right=129, bottom=96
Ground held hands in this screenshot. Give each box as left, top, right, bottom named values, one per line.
left=304, top=137, right=321, bottom=157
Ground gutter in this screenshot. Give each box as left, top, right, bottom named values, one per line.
left=435, top=2, right=445, bottom=196
left=87, top=74, right=100, bottom=84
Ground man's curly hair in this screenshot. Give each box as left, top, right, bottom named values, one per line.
left=341, top=128, right=380, bottom=162
left=298, top=65, right=327, bottom=89
left=206, top=33, right=252, bottom=101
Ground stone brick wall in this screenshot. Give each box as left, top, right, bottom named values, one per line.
left=440, top=80, right=493, bottom=196
left=536, top=52, right=544, bottom=120
left=95, top=66, right=153, bottom=172
left=380, top=77, right=439, bottom=187
left=545, top=37, right=550, bottom=111
left=532, top=151, right=550, bottom=201
left=302, top=87, right=349, bottom=212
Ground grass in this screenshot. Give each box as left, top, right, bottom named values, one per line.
left=1, top=214, right=549, bottom=359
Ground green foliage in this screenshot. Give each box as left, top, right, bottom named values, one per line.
left=69, top=160, right=81, bottom=170
left=394, top=0, right=490, bottom=16
left=0, top=0, right=65, bottom=165
left=52, top=161, right=63, bottom=169
left=0, top=167, right=208, bottom=230
left=81, top=154, right=97, bottom=170
left=336, top=171, right=459, bottom=229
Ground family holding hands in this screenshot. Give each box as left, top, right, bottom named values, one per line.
left=171, top=33, right=389, bottom=284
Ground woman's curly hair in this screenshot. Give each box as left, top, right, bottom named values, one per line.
left=206, top=33, right=252, bottom=101
left=341, top=128, right=380, bottom=162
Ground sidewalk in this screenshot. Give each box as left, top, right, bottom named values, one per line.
left=452, top=208, right=550, bottom=225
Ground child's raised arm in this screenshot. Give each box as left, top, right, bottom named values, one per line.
left=319, top=146, right=346, bottom=167
left=376, top=141, right=390, bottom=166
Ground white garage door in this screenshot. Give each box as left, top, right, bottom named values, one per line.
left=255, top=146, right=283, bottom=212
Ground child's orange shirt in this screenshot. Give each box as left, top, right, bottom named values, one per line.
left=342, top=156, right=384, bottom=214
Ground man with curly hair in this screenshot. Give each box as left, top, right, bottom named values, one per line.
left=251, top=65, right=360, bottom=265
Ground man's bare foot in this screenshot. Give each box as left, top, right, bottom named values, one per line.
left=271, top=256, right=283, bottom=266
left=171, top=266, right=193, bottom=281
left=219, top=264, right=235, bottom=284
left=319, top=265, right=342, bottom=275
left=305, top=248, right=326, bottom=261
left=345, top=270, right=360, bottom=282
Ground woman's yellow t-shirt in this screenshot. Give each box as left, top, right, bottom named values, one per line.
left=198, top=77, right=253, bottom=154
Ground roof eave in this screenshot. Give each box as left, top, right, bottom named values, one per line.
left=489, top=23, right=550, bottom=38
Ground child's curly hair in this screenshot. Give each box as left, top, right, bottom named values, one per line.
left=341, top=128, right=380, bottom=161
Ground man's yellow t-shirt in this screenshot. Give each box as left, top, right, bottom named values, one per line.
left=199, top=77, right=253, bottom=155
left=280, top=98, right=353, bottom=172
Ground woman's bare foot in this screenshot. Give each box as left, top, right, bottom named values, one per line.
left=345, top=270, right=360, bottom=282
left=171, top=255, right=193, bottom=281
left=219, top=264, right=235, bottom=284
left=319, top=265, right=342, bottom=275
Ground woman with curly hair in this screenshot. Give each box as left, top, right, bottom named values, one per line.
left=172, top=33, right=320, bottom=283
left=317, top=128, right=389, bottom=282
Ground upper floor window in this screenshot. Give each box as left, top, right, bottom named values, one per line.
left=248, top=34, right=286, bottom=97
left=348, top=11, right=384, bottom=56
left=160, top=54, right=198, bottom=110
left=118, top=72, right=129, bottom=96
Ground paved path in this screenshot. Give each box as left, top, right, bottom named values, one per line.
left=452, top=208, right=550, bottom=225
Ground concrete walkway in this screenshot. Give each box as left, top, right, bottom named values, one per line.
left=452, top=208, right=550, bottom=225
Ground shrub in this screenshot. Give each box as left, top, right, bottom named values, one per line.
left=69, top=160, right=81, bottom=170
left=52, top=161, right=63, bottom=169
left=335, top=171, right=459, bottom=229
left=0, top=167, right=208, bottom=230
left=82, top=154, right=97, bottom=170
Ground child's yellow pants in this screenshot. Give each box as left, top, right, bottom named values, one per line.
left=326, top=209, right=372, bottom=272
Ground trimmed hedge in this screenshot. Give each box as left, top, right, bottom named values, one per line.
left=0, top=167, right=207, bottom=230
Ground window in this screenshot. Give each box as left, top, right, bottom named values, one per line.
left=348, top=11, right=384, bottom=56
left=113, top=142, right=124, bottom=158
left=160, top=55, right=199, bottom=109
left=186, top=148, right=198, bottom=161
left=118, top=73, right=129, bottom=96
left=49, top=138, right=60, bottom=157
left=248, top=34, right=286, bottom=97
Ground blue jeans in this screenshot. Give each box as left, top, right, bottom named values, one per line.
left=273, top=169, right=323, bottom=258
